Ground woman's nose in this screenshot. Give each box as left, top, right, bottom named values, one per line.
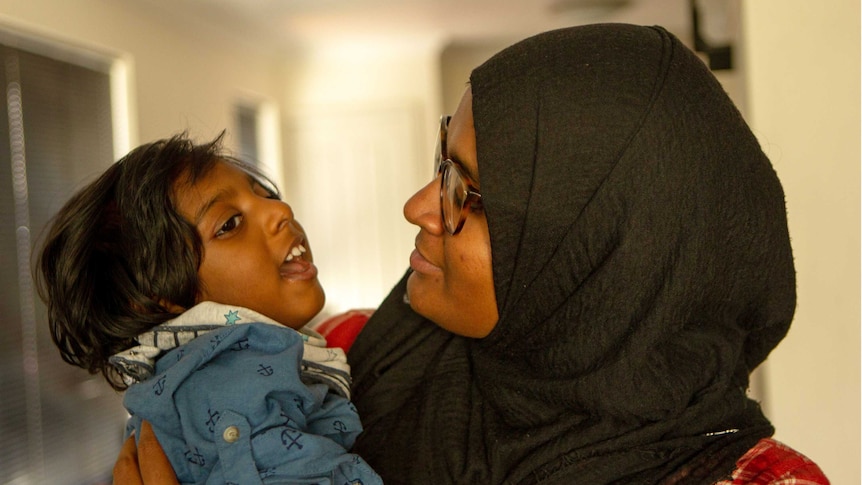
left=403, top=178, right=444, bottom=235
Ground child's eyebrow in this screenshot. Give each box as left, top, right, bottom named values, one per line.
left=246, top=173, right=275, bottom=195
left=193, top=187, right=235, bottom=225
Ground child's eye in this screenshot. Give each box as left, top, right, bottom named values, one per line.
left=216, top=214, right=242, bottom=237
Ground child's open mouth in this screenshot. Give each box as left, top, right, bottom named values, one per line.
left=280, top=244, right=318, bottom=280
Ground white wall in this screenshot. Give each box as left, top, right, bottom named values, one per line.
left=0, top=0, right=284, bottom=168
left=279, top=40, right=442, bottom=320
left=742, top=1, right=860, bottom=483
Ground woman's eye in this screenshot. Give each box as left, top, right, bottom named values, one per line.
left=469, top=198, right=484, bottom=213
left=216, top=214, right=242, bottom=237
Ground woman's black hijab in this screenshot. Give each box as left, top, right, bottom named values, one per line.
left=349, top=24, right=795, bottom=484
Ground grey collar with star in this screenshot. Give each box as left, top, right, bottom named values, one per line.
left=108, top=301, right=352, bottom=397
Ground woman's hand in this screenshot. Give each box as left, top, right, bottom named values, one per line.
left=113, top=421, right=178, bottom=485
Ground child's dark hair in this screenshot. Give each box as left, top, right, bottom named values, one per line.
left=36, top=132, right=278, bottom=390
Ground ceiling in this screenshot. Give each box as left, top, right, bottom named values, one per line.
left=143, top=0, right=696, bottom=50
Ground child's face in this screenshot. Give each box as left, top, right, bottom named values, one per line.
left=173, top=160, right=325, bottom=329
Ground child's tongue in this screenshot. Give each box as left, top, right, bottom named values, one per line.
left=281, top=260, right=307, bottom=274
left=280, top=259, right=315, bottom=279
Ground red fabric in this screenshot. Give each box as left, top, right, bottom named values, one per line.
left=314, top=309, right=373, bottom=353
left=716, top=438, right=830, bottom=484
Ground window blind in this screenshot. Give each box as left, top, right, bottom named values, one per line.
left=0, top=42, right=127, bottom=485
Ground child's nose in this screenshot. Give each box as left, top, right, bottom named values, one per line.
left=267, top=200, right=295, bottom=234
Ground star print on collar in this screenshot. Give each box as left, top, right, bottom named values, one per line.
left=224, top=310, right=241, bottom=325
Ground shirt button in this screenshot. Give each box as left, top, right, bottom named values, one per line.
left=223, top=426, right=240, bottom=443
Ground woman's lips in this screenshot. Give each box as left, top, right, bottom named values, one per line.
left=280, top=258, right=318, bottom=280
left=409, top=248, right=441, bottom=275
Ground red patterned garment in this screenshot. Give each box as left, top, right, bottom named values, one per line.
left=716, top=438, right=830, bottom=484
left=314, top=309, right=374, bottom=353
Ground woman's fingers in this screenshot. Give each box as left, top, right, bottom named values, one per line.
left=112, top=421, right=178, bottom=485
left=113, top=433, right=144, bottom=485
left=137, top=421, right=179, bottom=485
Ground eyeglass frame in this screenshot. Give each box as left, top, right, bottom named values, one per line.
left=434, top=115, right=482, bottom=235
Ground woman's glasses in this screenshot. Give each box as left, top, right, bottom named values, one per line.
left=434, top=115, right=482, bottom=235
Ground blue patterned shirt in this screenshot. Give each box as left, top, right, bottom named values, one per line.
left=114, top=302, right=381, bottom=485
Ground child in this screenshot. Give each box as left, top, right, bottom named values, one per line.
left=37, top=132, right=381, bottom=485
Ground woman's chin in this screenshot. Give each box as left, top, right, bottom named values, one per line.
left=405, top=275, right=432, bottom=317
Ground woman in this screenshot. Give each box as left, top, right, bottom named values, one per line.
left=348, top=24, right=826, bottom=483
left=116, top=24, right=828, bottom=484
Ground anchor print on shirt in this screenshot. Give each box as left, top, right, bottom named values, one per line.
left=230, top=338, right=250, bottom=352
left=153, top=375, right=167, bottom=396
left=209, top=334, right=224, bottom=350
left=281, top=429, right=304, bottom=451
left=206, top=409, right=221, bottom=433
left=185, top=446, right=206, bottom=467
